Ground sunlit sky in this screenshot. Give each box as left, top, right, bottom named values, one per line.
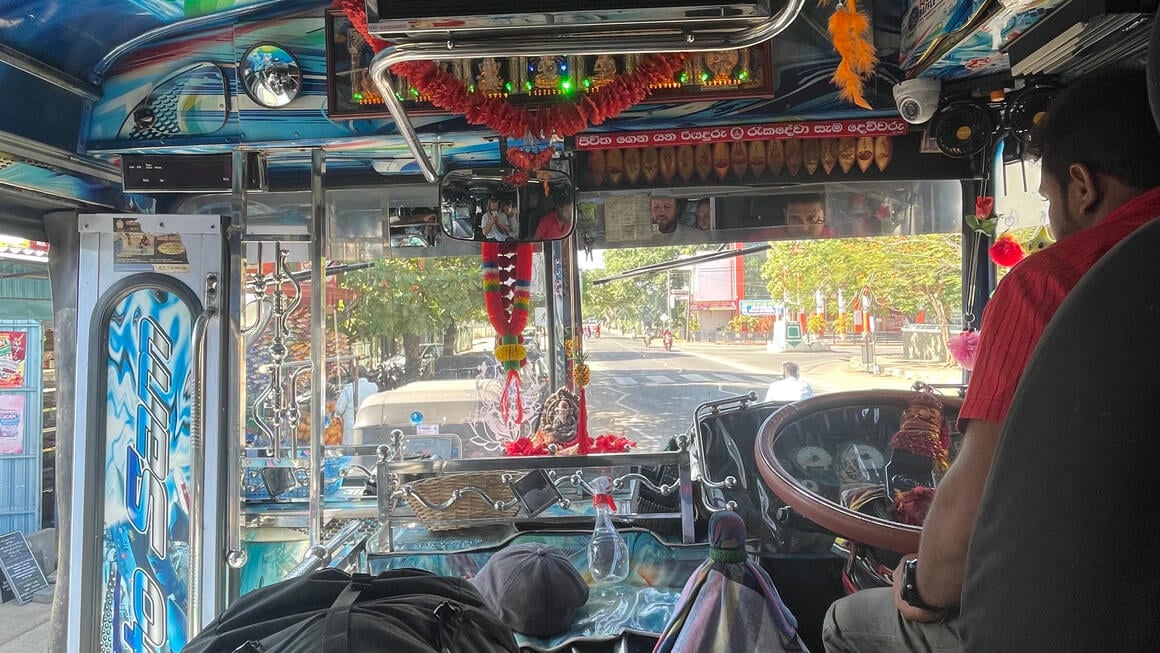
left=577, top=248, right=605, bottom=270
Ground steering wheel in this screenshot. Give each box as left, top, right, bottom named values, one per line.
left=754, top=390, right=964, bottom=554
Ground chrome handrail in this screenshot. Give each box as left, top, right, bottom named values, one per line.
left=367, top=0, right=806, bottom=181
left=188, top=273, right=220, bottom=638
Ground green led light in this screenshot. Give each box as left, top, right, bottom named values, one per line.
left=700, top=72, right=709, bottom=82
left=525, top=81, right=533, bottom=90
left=679, top=72, right=688, bottom=83
left=738, top=71, right=749, bottom=80
left=561, top=80, right=572, bottom=92
left=469, top=84, right=475, bottom=92
left=411, top=88, right=420, bottom=96
left=583, top=78, right=592, bottom=88
left=505, top=81, right=513, bottom=91
left=353, top=93, right=363, bottom=101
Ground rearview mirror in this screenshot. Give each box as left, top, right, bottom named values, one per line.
left=439, top=168, right=575, bottom=242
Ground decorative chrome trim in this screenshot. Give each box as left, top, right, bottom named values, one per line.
left=0, top=129, right=120, bottom=184
left=0, top=42, right=101, bottom=101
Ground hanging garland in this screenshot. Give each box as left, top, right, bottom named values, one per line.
left=482, top=241, right=533, bottom=423
left=334, top=0, right=684, bottom=172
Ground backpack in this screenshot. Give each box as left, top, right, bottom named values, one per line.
left=184, top=568, right=521, bottom=653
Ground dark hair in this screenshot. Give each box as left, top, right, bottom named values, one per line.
left=783, top=361, right=800, bottom=378
left=1029, top=68, right=1160, bottom=191
left=356, top=365, right=368, bottom=378
left=787, top=194, right=825, bottom=208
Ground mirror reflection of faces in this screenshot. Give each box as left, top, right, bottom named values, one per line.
left=695, top=198, right=711, bottom=231
left=785, top=196, right=827, bottom=238
left=651, top=197, right=682, bottom=234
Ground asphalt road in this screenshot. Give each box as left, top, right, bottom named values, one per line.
left=583, top=335, right=854, bottom=451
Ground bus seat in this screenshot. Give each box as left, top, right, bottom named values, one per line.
left=960, top=217, right=1160, bottom=652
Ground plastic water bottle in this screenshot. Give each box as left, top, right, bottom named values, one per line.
left=587, top=476, right=629, bottom=584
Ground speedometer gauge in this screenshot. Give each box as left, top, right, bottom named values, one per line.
left=839, top=444, right=886, bottom=483
left=795, top=446, right=833, bottom=470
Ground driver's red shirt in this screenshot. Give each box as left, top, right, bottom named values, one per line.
left=959, top=187, right=1160, bottom=429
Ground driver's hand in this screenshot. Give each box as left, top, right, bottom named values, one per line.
left=892, top=554, right=943, bottom=623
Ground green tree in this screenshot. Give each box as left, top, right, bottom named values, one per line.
left=340, top=256, right=486, bottom=375
left=760, top=235, right=962, bottom=362
left=581, top=246, right=686, bottom=328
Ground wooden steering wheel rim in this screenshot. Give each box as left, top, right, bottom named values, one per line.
left=754, top=389, right=964, bottom=554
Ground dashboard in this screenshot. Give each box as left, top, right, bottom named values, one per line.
left=770, top=404, right=963, bottom=505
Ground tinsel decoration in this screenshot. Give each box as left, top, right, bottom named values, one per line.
left=947, top=329, right=980, bottom=370
left=989, top=232, right=1026, bottom=268
left=893, top=484, right=936, bottom=526
left=890, top=391, right=952, bottom=474
left=827, top=0, right=878, bottom=110
left=482, top=241, right=533, bottom=424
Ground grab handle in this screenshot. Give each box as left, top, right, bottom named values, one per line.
left=189, top=273, right=219, bottom=638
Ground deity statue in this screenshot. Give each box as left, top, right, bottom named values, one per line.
left=590, top=54, right=617, bottom=87
left=534, top=55, right=562, bottom=90
left=704, top=49, right=741, bottom=81
left=477, top=57, right=504, bottom=95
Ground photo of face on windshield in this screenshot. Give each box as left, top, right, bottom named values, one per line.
left=649, top=196, right=713, bottom=234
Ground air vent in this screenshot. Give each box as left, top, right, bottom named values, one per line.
left=1007, top=0, right=1155, bottom=78
left=367, top=0, right=774, bottom=36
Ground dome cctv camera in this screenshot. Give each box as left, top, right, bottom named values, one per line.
left=892, top=78, right=942, bottom=125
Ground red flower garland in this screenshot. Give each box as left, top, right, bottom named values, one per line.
left=483, top=241, right=533, bottom=423
left=503, top=433, right=637, bottom=457
left=333, top=0, right=685, bottom=147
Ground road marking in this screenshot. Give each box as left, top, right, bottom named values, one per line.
left=716, top=374, right=748, bottom=383
left=680, top=347, right=768, bottom=375
left=681, top=373, right=711, bottom=382
left=613, top=376, right=639, bottom=386
left=646, top=375, right=675, bottom=384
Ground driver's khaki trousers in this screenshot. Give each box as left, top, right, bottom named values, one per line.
left=822, top=588, right=961, bottom=653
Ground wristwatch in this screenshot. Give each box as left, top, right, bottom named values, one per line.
left=899, top=558, right=943, bottom=612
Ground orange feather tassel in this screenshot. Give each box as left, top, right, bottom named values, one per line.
left=828, top=0, right=878, bottom=110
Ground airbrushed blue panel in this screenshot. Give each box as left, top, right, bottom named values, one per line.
left=86, top=11, right=909, bottom=160
left=0, top=65, right=83, bottom=150
left=0, top=0, right=289, bottom=79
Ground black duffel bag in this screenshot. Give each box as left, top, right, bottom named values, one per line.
left=185, top=568, right=521, bottom=653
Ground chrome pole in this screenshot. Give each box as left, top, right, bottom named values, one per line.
left=366, top=0, right=806, bottom=180
left=188, top=273, right=220, bottom=637
left=225, top=151, right=249, bottom=582
left=308, top=149, right=327, bottom=546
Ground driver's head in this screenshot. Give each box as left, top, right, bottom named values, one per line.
left=1030, top=69, right=1160, bottom=240
left=488, top=196, right=500, bottom=211
left=785, top=194, right=826, bottom=238
left=782, top=361, right=800, bottom=379
left=651, top=197, right=681, bottom=233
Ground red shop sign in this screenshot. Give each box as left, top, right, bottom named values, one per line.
left=574, top=118, right=911, bottom=151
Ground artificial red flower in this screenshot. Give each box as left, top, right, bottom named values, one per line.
left=504, top=436, right=548, bottom=457
left=590, top=434, right=637, bottom=453
left=975, top=196, right=995, bottom=218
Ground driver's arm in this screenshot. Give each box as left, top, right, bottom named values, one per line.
left=914, top=418, right=1002, bottom=608
left=914, top=263, right=1056, bottom=609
